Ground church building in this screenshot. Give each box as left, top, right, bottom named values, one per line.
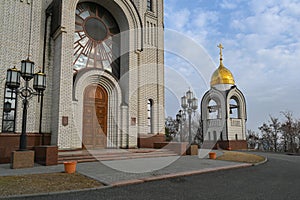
left=201, top=44, right=247, bottom=150
left=0, top=0, right=165, bottom=163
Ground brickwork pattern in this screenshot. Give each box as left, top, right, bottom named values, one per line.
left=0, top=0, right=51, bottom=134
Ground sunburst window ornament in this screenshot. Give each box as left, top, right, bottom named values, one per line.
left=73, top=3, right=120, bottom=76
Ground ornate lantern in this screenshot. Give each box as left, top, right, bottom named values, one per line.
left=33, top=71, right=46, bottom=92
left=21, top=58, right=34, bottom=81
left=6, top=67, right=20, bottom=89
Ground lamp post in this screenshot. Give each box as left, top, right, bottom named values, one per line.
left=181, top=89, right=198, bottom=144
left=176, top=110, right=186, bottom=142
left=6, top=58, right=46, bottom=151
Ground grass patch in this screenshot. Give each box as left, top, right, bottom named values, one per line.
left=216, top=151, right=265, bottom=164
left=0, top=173, right=103, bottom=197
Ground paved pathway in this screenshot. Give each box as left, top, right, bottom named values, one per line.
left=0, top=150, right=249, bottom=187
left=76, top=155, right=250, bottom=185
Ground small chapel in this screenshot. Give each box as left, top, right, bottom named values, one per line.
left=0, top=0, right=165, bottom=163
left=201, top=44, right=247, bottom=150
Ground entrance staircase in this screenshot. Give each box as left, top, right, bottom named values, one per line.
left=58, top=148, right=178, bottom=164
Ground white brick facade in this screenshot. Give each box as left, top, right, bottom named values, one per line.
left=0, top=0, right=165, bottom=149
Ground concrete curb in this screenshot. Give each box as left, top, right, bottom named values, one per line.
left=110, top=179, right=144, bottom=187
left=286, top=153, right=300, bottom=156
left=216, top=151, right=268, bottom=167
left=111, top=163, right=252, bottom=186
left=252, top=156, right=268, bottom=166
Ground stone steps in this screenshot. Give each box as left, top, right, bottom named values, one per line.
left=58, top=149, right=178, bottom=164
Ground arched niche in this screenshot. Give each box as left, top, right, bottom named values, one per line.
left=201, top=88, right=226, bottom=122
left=229, top=97, right=239, bottom=118
left=227, top=87, right=247, bottom=120
left=208, top=99, right=220, bottom=119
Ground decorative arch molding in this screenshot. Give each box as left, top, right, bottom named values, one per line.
left=201, top=88, right=226, bottom=120
left=73, top=69, right=121, bottom=101
left=69, top=0, right=143, bottom=51
left=72, top=68, right=122, bottom=148
left=227, top=87, right=247, bottom=120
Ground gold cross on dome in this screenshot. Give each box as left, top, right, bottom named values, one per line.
left=217, top=43, right=224, bottom=60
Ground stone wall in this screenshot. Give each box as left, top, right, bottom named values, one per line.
left=138, top=133, right=165, bottom=148
left=0, top=134, right=51, bottom=163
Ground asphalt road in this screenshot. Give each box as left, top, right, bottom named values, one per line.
left=8, top=152, right=300, bottom=200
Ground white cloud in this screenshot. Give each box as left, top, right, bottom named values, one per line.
left=165, top=8, right=190, bottom=31
left=192, top=10, right=219, bottom=28
left=220, top=0, right=238, bottom=9
left=281, top=0, right=300, bottom=15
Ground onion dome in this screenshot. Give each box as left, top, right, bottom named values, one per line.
left=210, top=44, right=235, bottom=86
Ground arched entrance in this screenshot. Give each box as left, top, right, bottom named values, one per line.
left=82, top=84, right=108, bottom=149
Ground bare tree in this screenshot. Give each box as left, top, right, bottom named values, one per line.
left=194, top=119, right=203, bottom=147
left=259, top=123, right=272, bottom=151
left=259, top=116, right=281, bottom=152
left=270, top=116, right=281, bottom=152
left=175, top=112, right=203, bottom=145
left=165, top=117, right=178, bottom=141
left=295, top=119, right=300, bottom=152
left=246, top=129, right=259, bottom=149
left=165, top=112, right=204, bottom=147
left=281, top=112, right=298, bottom=153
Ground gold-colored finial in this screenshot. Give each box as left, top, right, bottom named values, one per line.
left=217, top=43, right=224, bottom=67
left=217, top=43, right=224, bottom=60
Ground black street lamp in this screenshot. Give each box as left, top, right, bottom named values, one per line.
left=176, top=110, right=186, bottom=142
left=6, top=58, right=46, bottom=151
left=181, top=89, right=198, bottom=144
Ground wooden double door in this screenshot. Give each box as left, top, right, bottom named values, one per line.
left=82, top=84, right=108, bottom=149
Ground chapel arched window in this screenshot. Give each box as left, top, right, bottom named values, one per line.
left=74, top=3, right=120, bottom=79
left=208, top=99, right=219, bottom=119
left=229, top=98, right=239, bottom=118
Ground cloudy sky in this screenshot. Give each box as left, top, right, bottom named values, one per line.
left=163, top=0, right=300, bottom=131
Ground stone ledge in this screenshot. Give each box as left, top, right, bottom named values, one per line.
left=34, top=146, right=58, bottom=166
left=186, top=144, right=199, bottom=155
left=138, top=134, right=166, bottom=148
left=154, top=142, right=189, bottom=155
left=11, top=150, right=34, bottom=169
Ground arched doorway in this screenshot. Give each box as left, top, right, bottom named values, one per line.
left=82, top=84, right=108, bottom=149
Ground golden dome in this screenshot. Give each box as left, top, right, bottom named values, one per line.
left=210, top=44, right=235, bottom=86
left=210, top=62, right=235, bottom=86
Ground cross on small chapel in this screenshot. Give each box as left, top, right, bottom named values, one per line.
left=217, top=43, right=224, bottom=60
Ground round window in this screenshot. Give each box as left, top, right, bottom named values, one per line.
left=84, top=17, right=107, bottom=41
left=74, top=3, right=120, bottom=73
